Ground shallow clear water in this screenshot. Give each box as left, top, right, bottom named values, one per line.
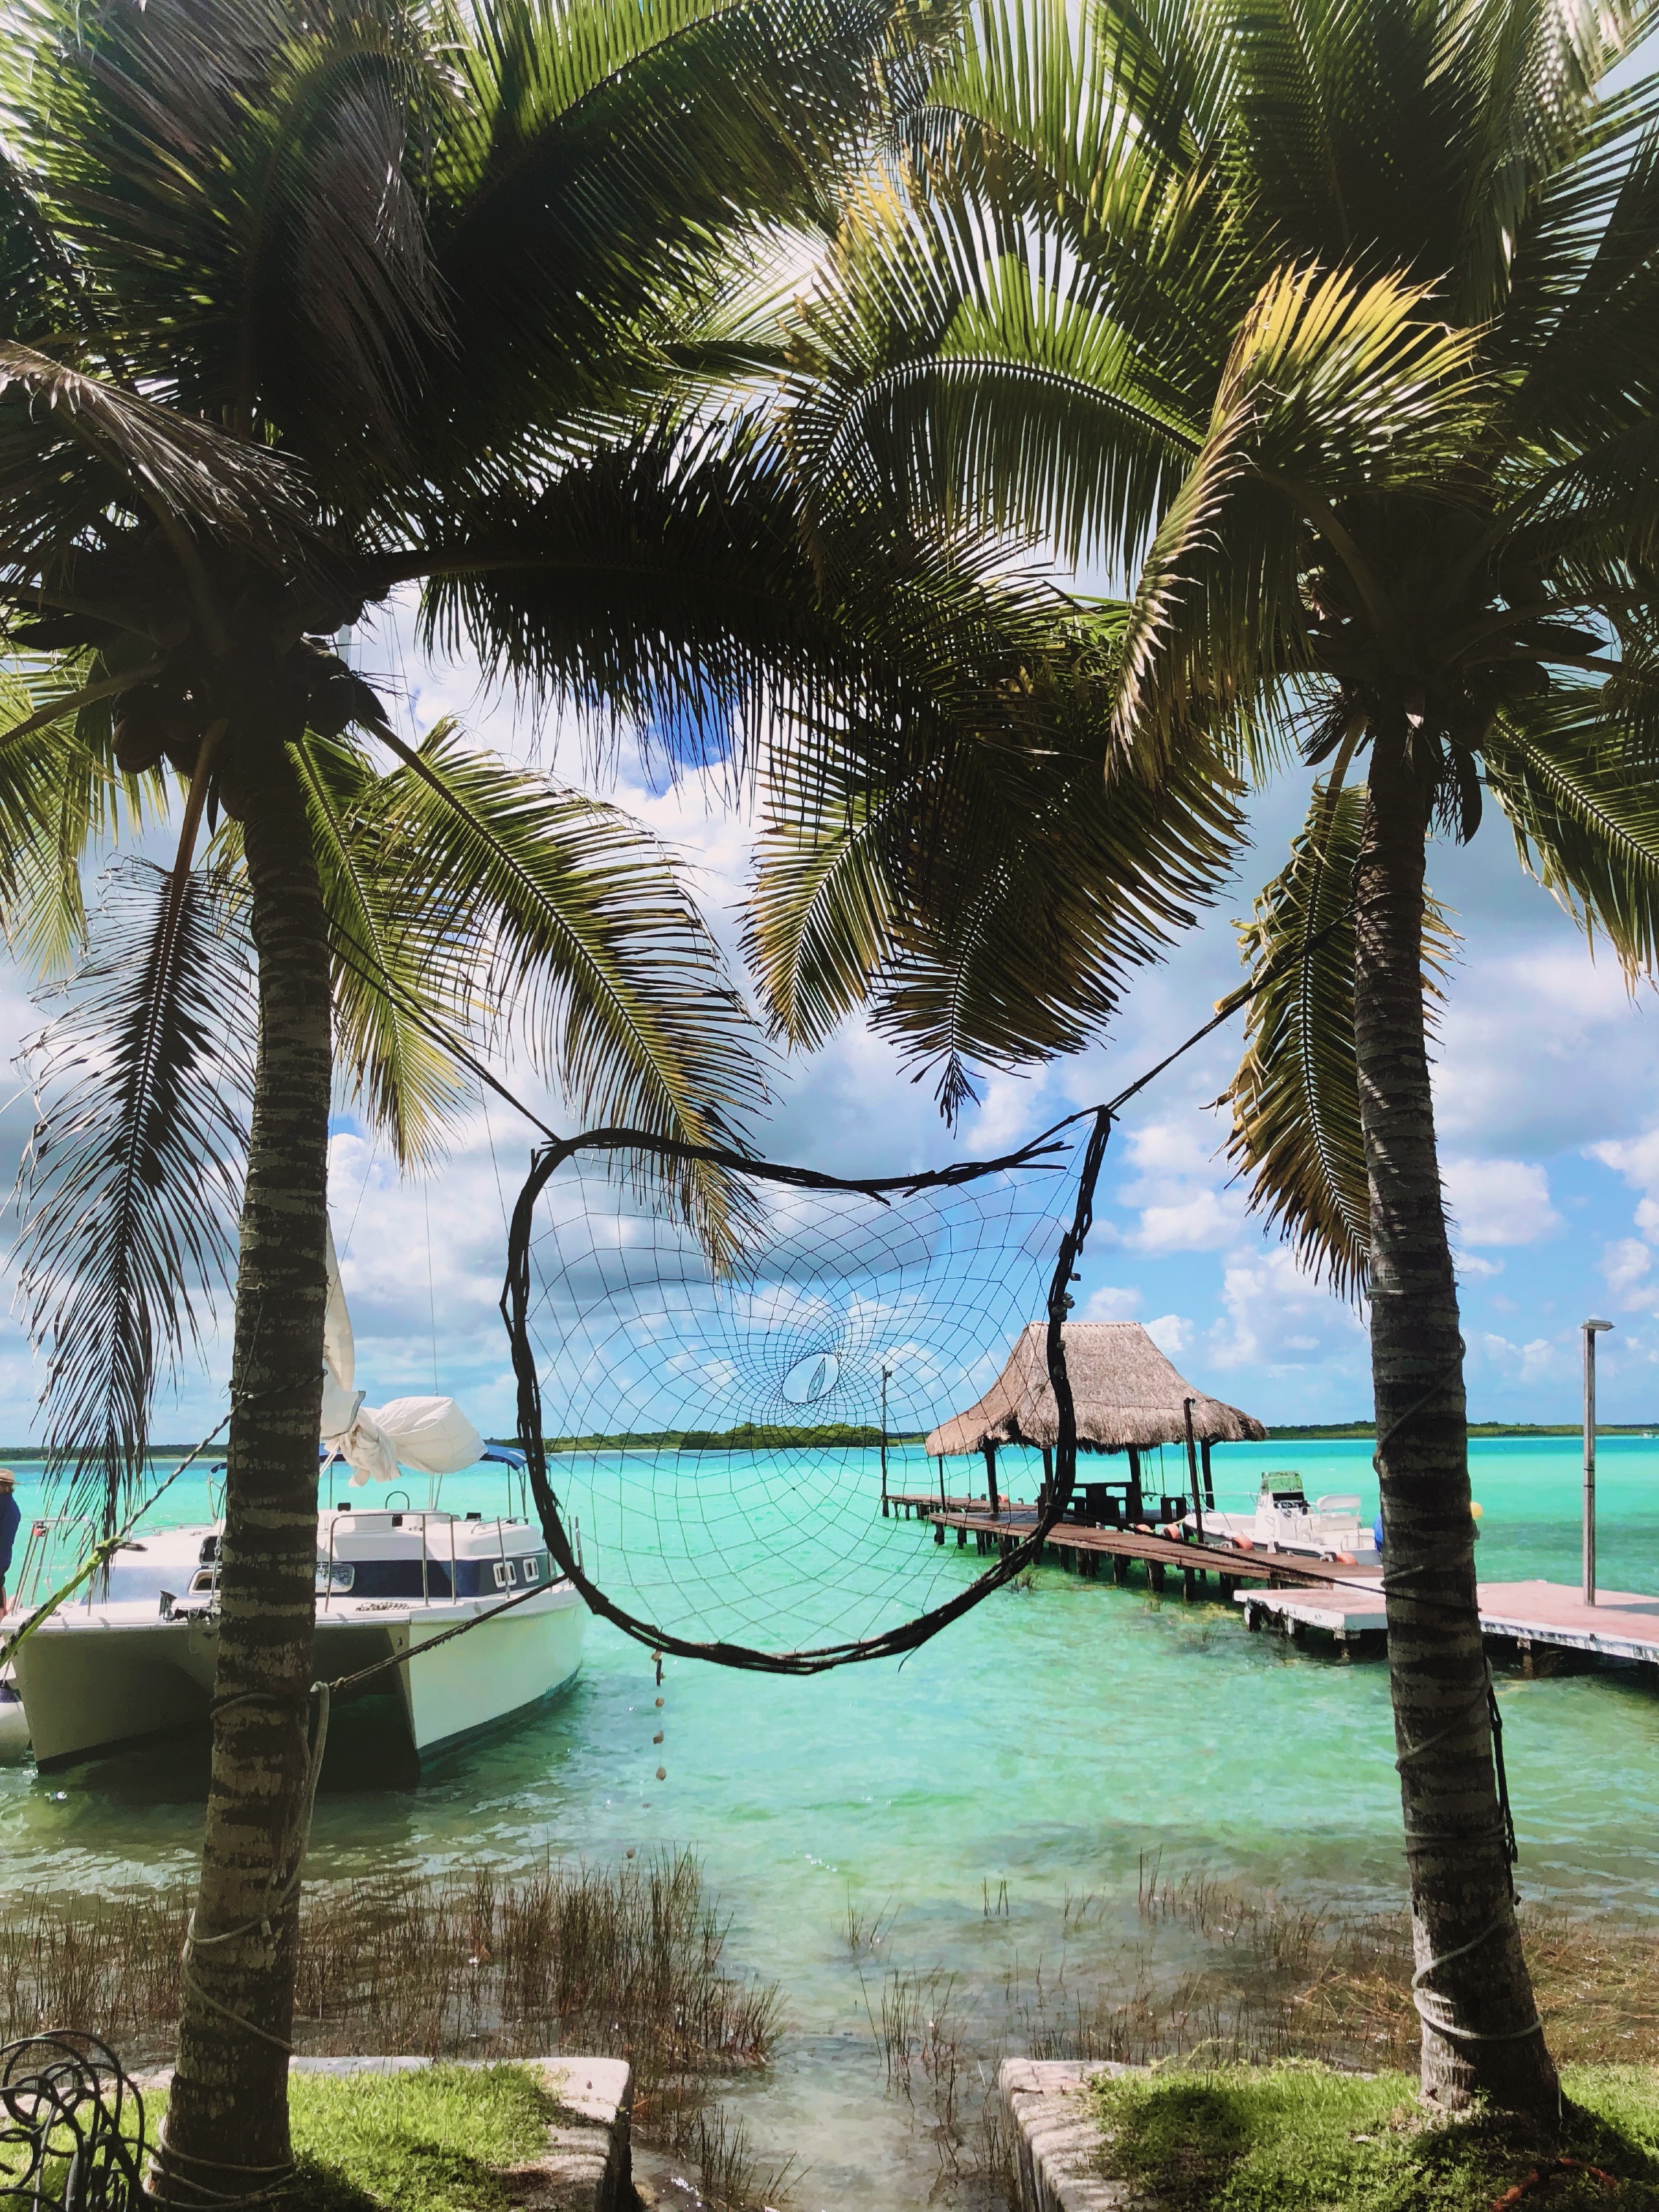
left=4, top=1437, right=1659, bottom=2208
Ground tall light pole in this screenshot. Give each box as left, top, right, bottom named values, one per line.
left=1583, top=1318, right=1614, bottom=1606
left=879, top=1366, right=891, bottom=1516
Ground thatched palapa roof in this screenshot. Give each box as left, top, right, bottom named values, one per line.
left=924, top=1322, right=1267, bottom=1456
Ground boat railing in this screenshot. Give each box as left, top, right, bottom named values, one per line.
left=319, top=1510, right=459, bottom=1611
left=7, top=1516, right=99, bottom=1617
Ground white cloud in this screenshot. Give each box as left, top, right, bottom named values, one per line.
left=966, top=1072, right=1049, bottom=1153
left=1434, top=942, right=1659, bottom=1156
left=1582, top=1131, right=1659, bottom=1323
left=1145, top=1312, right=1192, bottom=1356
left=1208, top=1246, right=1367, bottom=1378
left=1132, top=1194, right=1245, bottom=1252
left=1442, top=1157, right=1562, bottom=1246
left=1602, top=1237, right=1654, bottom=1308
left=1593, top=1126, right=1659, bottom=1190
left=1114, top=1116, right=1248, bottom=1253
left=1480, top=1332, right=1567, bottom=1385
left=1082, top=1284, right=1143, bottom=1321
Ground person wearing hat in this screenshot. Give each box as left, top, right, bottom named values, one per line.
left=0, top=1471, right=17, bottom=1614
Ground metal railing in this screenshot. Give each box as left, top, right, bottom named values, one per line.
left=319, top=1509, right=459, bottom=1612
left=7, top=1519, right=99, bottom=1619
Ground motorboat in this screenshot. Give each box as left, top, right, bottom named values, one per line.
left=7, top=1500, right=584, bottom=1770
left=1, top=1222, right=587, bottom=1771
left=1191, top=1471, right=1377, bottom=1560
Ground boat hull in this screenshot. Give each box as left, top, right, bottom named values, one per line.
left=399, top=1590, right=587, bottom=1753
left=11, top=1584, right=587, bottom=1770
left=0, top=1673, right=29, bottom=1762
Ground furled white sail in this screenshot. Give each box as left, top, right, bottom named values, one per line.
left=320, top=1219, right=359, bottom=1440
left=339, top=1396, right=485, bottom=1486
left=320, top=1222, right=484, bottom=1485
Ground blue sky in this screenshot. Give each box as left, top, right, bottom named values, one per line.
left=4, top=602, right=1659, bottom=1447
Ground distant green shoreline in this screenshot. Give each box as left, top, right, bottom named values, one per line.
left=1264, top=1421, right=1659, bottom=1440
left=535, top=1423, right=931, bottom=1452
left=532, top=1419, right=1659, bottom=1451
left=0, top=1418, right=1652, bottom=1460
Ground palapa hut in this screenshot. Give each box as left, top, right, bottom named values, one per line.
left=924, top=1321, right=1266, bottom=1519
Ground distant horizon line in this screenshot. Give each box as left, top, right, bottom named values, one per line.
left=0, top=1418, right=1653, bottom=1459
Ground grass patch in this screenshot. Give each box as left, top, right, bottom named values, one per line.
left=140, top=2063, right=788, bottom=2212
left=141, top=2064, right=558, bottom=2212
left=1090, top=2061, right=1659, bottom=2211
left=285, top=2065, right=555, bottom=2212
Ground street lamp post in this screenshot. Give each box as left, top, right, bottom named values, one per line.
left=1583, top=1318, right=1615, bottom=1606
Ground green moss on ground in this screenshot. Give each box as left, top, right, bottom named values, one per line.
left=144, top=2064, right=560, bottom=2212
left=1091, top=2061, right=1659, bottom=2211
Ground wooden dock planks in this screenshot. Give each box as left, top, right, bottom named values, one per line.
left=925, top=1507, right=1382, bottom=1597
left=1476, top=1580, right=1659, bottom=1664
left=923, top=1508, right=1659, bottom=1675
left=883, top=1492, right=994, bottom=1521
left=1238, top=1576, right=1659, bottom=1669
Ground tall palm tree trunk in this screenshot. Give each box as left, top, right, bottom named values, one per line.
left=1354, top=726, right=1556, bottom=2117
left=157, top=742, right=332, bottom=2197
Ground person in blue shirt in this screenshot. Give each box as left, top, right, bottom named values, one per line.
left=0, top=1470, right=18, bottom=1613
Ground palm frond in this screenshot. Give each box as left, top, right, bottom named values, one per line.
left=416, top=0, right=919, bottom=471
left=1222, top=773, right=1454, bottom=1298
left=748, top=616, right=1244, bottom=1116
left=1114, top=259, right=1486, bottom=764
left=1485, top=686, right=1659, bottom=974
left=292, top=729, right=477, bottom=1168
left=364, top=723, right=772, bottom=1258
left=414, top=418, right=858, bottom=735
left=0, top=342, right=312, bottom=570
left=784, top=162, right=1202, bottom=573
left=15, top=857, right=254, bottom=1530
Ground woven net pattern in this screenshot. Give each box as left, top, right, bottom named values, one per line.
left=503, top=1113, right=1112, bottom=1672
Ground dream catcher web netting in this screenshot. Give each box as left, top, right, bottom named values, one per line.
left=503, top=1112, right=1113, bottom=1672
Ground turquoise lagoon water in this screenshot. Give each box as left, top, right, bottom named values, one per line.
left=4, top=1436, right=1659, bottom=2207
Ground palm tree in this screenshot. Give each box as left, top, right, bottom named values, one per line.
left=748, top=0, right=1659, bottom=2115
left=0, top=0, right=952, bottom=2182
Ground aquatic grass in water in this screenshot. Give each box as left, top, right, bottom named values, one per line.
left=0, top=1852, right=776, bottom=2101
left=850, top=1868, right=1659, bottom=2207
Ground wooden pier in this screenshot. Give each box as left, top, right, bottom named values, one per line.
left=923, top=1506, right=1659, bottom=1682
left=926, top=1507, right=1379, bottom=1602
left=1242, top=1576, right=1659, bottom=1674
left=883, top=1491, right=996, bottom=1521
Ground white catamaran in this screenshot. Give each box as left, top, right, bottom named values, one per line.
left=1, top=1228, right=585, bottom=1771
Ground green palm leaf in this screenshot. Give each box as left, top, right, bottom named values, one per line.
left=0, top=342, right=311, bottom=566
left=1222, top=775, right=1454, bottom=1297
left=750, top=620, right=1244, bottom=1114
left=1485, top=689, right=1659, bottom=975
left=365, top=722, right=771, bottom=1254
left=14, top=858, right=254, bottom=1530
left=1115, top=260, right=1486, bottom=764
left=293, top=729, right=478, bottom=1169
